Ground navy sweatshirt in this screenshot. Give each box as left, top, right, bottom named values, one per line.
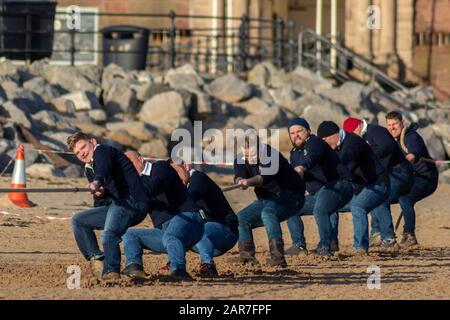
left=290, top=135, right=353, bottom=195
left=188, top=170, right=238, bottom=235
left=140, top=160, right=199, bottom=227
left=91, top=144, right=150, bottom=203
left=85, top=164, right=112, bottom=207
left=234, top=144, right=305, bottom=200
left=363, top=124, right=408, bottom=171
left=401, top=123, right=438, bottom=179
left=337, top=132, right=387, bottom=193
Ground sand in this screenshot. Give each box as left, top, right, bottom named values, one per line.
left=0, top=176, right=449, bottom=300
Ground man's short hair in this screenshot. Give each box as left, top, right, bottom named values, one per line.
left=386, top=111, right=403, bottom=122
left=67, top=132, right=92, bottom=151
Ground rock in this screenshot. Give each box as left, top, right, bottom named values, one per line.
left=41, top=130, right=77, bottom=149
left=101, top=63, right=129, bottom=92
left=409, top=86, right=435, bottom=106
left=31, top=110, right=73, bottom=131
left=0, top=101, right=33, bottom=129
left=0, top=60, right=19, bottom=81
left=88, top=109, right=108, bottom=124
left=134, top=82, right=172, bottom=102
left=237, top=98, right=287, bottom=129
left=106, top=121, right=160, bottom=142
left=430, top=123, right=450, bottom=158
left=138, top=91, right=187, bottom=123
left=59, top=164, right=84, bottom=178
left=72, top=120, right=107, bottom=136
left=26, top=163, right=61, bottom=179
left=153, top=117, right=194, bottom=137
left=0, top=139, right=13, bottom=155
left=287, top=91, right=325, bottom=116
left=190, top=90, right=212, bottom=120
left=269, top=86, right=299, bottom=114
left=0, top=79, right=20, bottom=100
left=51, top=91, right=100, bottom=113
left=40, top=65, right=101, bottom=98
left=315, top=81, right=366, bottom=114
left=417, top=126, right=446, bottom=161
left=247, top=63, right=271, bottom=87
left=138, top=139, right=169, bottom=158
left=23, top=76, right=66, bottom=102
left=103, top=80, right=139, bottom=115
left=165, top=64, right=204, bottom=92
left=208, top=74, right=252, bottom=103
left=292, top=66, right=326, bottom=84
left=104, top=130, right=141, bottom=150
left=130, top=81, right=153, bottom=102
left=301, top=98, right=349, bottom=134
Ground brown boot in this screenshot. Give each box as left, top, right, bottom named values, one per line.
left=238, top=240, right=259, bottom=265
left=400, top=233, right=418, bottom=247
left=267, top=238, right=287, bottom=268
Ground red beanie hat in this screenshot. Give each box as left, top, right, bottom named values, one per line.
left=343, top=117, right=362, bottom=133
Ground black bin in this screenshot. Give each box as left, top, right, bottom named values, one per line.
left=102, top=25, right=149, bottom=70
left=0, top=0, right=56, bottom=61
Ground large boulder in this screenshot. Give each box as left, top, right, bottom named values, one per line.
left=315, top=81, right=367, bottom=114
left=88, top=109, right=108, bottom=124
left=268, top=86, right=299, bottom=114
left=247, top=63, right=271, bottom=87
left=39, top=64, right=101, bottom=97
left=138, top=139, right=169, bottom=158
left=300, top=97, right=349, bottom=134
left=102, top=80, right=139, bottom=116
left=23, top=76, right=66, bottom=102
left=31, top=110, right=73, bottom=131
left=430, top=123, right=450, bottom=158
left=236, top=97, right=287, bottom=129
left=101, top=63, right=129, bottom=92
left=0, top=101, right=33, bottom=129
left=26, top=163, right=61, bottom=179
left=106, top=121, right=161, bottom=142
left=208, top=74, right=252, bottom=103
left=0, top=79, right=20, bottom=100
left=165, top=64, right=204, bottom=92
left=152, top=117, right=194, bottom=137
left=138, top=91, right=188, bottom=123
left=104, top=130, right=141, bottom=150
left=417, top=126, right=446, bottom=162
left=51, top=91, right=100, bottom=114
left=440, top=169, right=450, bottom=184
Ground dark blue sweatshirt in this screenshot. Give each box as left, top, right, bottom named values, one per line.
left=188, top=170, right=238, bottom=235
left=234, top=144, right=305, bottom=200
left=290, top=135, right=353, bottom=195
left=363, top=124, right=409, bottom=171
left=91, top=144, right=150, bottom=203
left=337, top=132, right=387, bottom=193
left=140, top=160, right=199, bottom=227
left=401, top=123, right=438, bottom=179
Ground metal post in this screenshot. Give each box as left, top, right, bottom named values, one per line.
left=168, top=10, right=176, bottom=69
left=25, top=7, right=31, bottom=63
left=316, top=0, right=323, bottom=75
left=238, top=14, right=249, bottom=73
left=70, top=28, right=76, bottom=66
left=276, top=17, right=284, bottom=69
left=205, top=36, right=211, bottom=74
left=288, top=20, right=296, bottom=71
left=330, top=0, right=338, bottom=73
left=195, top=39, right=201, bottom=72
left=298, top=28, right=304, bottom=67
left=272, top=14, right=277, bottom=66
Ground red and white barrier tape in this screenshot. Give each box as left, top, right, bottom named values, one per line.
left=0, top=210, right=72, bottom=222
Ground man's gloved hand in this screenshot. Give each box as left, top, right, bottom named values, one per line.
left=88, top=180, right=102, bottom=195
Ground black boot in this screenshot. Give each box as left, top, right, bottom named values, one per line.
left=267, top=238, right=287, bottom=268
left=238, top=240, right=259, bottom=265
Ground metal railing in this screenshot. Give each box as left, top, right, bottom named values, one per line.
left=0, top=9, right=300, bottom=75
left=298, top=28, right=439, bottom=110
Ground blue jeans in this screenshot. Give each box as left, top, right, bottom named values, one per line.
left=287, top=180, right=353, bottom=250
left=191, top=221, right=238, bottom=264
left=237, top=191, right=304, bottom=243
left=399, top=173, right=438, bottom=234
left=71, top=197, right=149, bottom=275
left=370, top=163, right=413, bottom=239
left=123, top=212, right=205, bottom=272
left=340, top=180, right=390, bottom=250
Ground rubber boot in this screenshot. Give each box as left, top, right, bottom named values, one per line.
left=266, top=238, right=287, bottom=267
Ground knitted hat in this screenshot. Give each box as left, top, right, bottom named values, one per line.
left=343, top=117, right=362, bottom=133
left=317, top=121, right=340, bottom=138
left=288, top=117, right=310, bottom=131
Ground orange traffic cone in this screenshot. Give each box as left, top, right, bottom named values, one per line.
left=8, top=145, right=35, bottom=208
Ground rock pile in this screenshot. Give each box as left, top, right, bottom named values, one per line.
left=0, top=59, right=449, bottom=180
